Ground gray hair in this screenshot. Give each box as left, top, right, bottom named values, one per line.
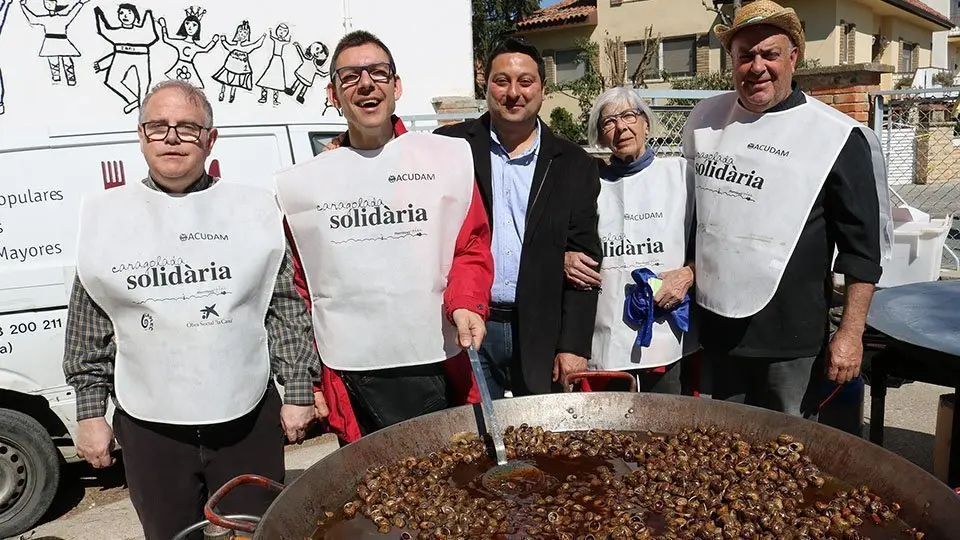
left=138, top=80, right=214, bottom=127
left=587, top=86, right=659, bottom=148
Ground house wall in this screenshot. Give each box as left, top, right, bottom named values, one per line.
left=598, top=0, right=717, bottom=37
left=519, top=0, right=944, bottom=121
left=922, top=0, right=951, bottom=68
left=517, top=25, right=595, bottom=124
left=837, top=0, right=876, bottom=63
left=876, top=15, right=898, bottom=88
left=885, top=15, right=936, bottom=88
left=597, top=0, right=724, bottom=82
left=780, top=0, right=840, bottom=65
left=949, top=39, right=960, bottom=71
left=891, top=17, right=935, bottom=66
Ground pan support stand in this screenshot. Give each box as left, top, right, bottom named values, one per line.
left=868, top=345, right=960, bottom=488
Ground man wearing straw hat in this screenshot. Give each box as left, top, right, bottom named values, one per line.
left=682, top=0, right=892, bottom=418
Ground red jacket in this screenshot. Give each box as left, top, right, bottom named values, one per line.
left=285, top=116, right=490, bottom=443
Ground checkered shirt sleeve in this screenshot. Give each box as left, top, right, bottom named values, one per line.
left=63, top=243, right=321, bottom=420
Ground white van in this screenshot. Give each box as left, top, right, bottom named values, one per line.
left=0, top=0, right=475, bottom=535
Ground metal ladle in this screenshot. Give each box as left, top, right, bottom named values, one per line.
left=466, top=344, right=547, bottom=497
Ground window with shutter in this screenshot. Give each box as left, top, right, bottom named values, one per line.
left=554, top=49, right=585, bottom=83
left=662, top=37, right=696, bottom=76
left=900, top=42, right=916, bottom=72
left=625, top=41, right=660, bottom=79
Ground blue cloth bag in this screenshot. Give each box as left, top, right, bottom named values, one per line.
left=623, top=267, right=690, bottom=348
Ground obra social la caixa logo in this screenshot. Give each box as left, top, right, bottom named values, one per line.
left=140, top=306, right=233, bottom=331
left=387, top=172, right=436, bottom=183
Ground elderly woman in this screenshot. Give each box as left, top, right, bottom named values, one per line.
left=565, top=87, right=697, bottom=394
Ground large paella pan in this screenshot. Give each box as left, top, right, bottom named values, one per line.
left=205, top=391, right=960, bottom=539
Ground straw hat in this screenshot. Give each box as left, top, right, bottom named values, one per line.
left=714, top=0, right=805, bottom=60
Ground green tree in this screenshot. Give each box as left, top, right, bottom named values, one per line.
left=668, top=70, right=734, bottom=91
left=665, top=70, right=734, bottom=106
left=472, top=0, right=540, bottom=97
left=549, top=107, right=581, bottom=142
left=548, top=38, right=604, bottom=143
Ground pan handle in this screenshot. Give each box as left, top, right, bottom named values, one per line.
left=563, top=371, right=638, bottom=392
left=204, top=474, right=285, bottom=533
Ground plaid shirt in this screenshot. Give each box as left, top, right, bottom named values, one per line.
left=63, top=176, right=321, bottom=421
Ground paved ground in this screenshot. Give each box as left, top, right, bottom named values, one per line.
left=6, top=383, right=956, bottom=540
left=9, top=433, right=341, bottom=540
left=864, top=381, right=948, bottom=476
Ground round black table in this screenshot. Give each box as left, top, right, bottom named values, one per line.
left=866, top=280, right=960, bottom=486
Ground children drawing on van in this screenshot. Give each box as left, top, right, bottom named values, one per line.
left=212, top=20, right=266, bottom=103
left=322, top=96, right=342, bottom=117
left=20, top=0, right=89, bottom=87
left=93, top=3, right=159, bottom=114
left=285, top=40, right=328, bottom=104
left=256, top=23, right=292, bottom=106
left=157, top=6, right=219, bottom=89
left=0, top=0, right=11, bottom=114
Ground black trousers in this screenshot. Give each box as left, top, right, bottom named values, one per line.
left=339, top=362, right=454, bottom=435
left=707, top=350, right=824, bottom=419
left=113, top=384, right=285, bottom=540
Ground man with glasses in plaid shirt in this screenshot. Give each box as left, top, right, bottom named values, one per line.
left=275, top=31, right=493, bottom=437
left=63, top=79, right=322, bottom=540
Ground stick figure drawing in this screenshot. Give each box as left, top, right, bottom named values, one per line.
left=285, top=40, right=328, bottom=105
left=0, top=0, right=11, bottom=114
left=255, top=23, right=292, bottom=106
left=212, top=20, right=266, bottom=103
left=157, top=6, right=219, bottom=88
left=93, top=3, right=159, bottom=114
left=20, top=0, right=89, bottom=87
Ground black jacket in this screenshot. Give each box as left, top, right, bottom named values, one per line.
left=435, top=113, right=602, bottom=393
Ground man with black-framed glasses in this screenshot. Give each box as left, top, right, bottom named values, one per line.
left=275, top=30, right=494, bottom=437
left=63, top=80, right=322, bottom=540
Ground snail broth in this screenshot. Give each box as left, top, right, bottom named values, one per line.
left=312, top=430, right=923, bottom=539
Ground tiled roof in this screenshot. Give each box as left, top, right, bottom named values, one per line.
left=904, top=0, right=953, bottom=27
left=516, top=0, right=597, bottom=31
left=890, top=0, right=953, bottom=29
left=712, top=0, right=952, bottom=29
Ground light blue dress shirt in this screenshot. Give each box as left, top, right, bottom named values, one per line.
left=489, top=121, right=541, bottom=304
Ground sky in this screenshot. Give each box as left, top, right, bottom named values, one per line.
left=540, top=0, right=564, bottom=6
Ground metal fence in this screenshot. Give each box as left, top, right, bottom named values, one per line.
left=637, top=89, right=959, bottom=273
left=403, top=88, right=959, bottom=271
left=634, top=90, right=725, bottom=158
left=403, top=113, right=483, bottom=133
left=872, top=88, right=960, bottom=271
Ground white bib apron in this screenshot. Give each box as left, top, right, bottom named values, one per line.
left=591, top=157, right=698, bottom=371
left=685, top=93, right=892, bottom=318
left=76, top=180, right=285, bottom=425
left=275, top=132, right=474, bottom=371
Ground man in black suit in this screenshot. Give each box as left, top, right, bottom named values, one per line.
left=435, top=37, right=601, bottom=397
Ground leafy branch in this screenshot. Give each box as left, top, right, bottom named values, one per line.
left=547, top=37, right=605, bottom=142
left=471, top=0, right=540, bottom=98
left=628, top=25, right=663, bottom=89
